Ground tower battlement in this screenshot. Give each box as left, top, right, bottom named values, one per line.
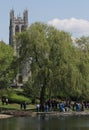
left=9, top=9, right=28, bottom=47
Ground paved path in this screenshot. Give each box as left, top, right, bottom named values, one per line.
left=0, top=114, right=13, bottom=118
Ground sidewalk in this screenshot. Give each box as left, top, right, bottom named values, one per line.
left=0, top=114, right=13, bottom=118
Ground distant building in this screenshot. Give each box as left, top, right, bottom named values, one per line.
left=9, top=9, right=28, bottom=52
left=9, top=9, right=29, bottom=86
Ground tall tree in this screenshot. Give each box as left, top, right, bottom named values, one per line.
left=0, top=41, right=15, bottom=88
left=15, top=22, right=89, bottom=103
left=15, top=22, right=74, bottom=104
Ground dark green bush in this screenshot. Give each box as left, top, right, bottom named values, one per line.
left=8, top=93, right=31, bottom=104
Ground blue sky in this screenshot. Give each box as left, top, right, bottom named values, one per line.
left=1, top=0, right=89, bottom=43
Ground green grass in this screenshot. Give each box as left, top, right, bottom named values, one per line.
left=0, top=100, right=36, bottom=110
left=0, top=103, right=20, bottom=110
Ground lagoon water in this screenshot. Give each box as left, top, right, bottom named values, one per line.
left=0, top=115, right=89, bottom=130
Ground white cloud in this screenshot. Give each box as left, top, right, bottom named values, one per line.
left=48, top=18, right=89, bottom=38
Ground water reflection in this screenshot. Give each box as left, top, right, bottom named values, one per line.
left=0, top=115, right=89, bottom=130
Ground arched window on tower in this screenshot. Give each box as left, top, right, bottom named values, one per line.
left=18, top=74, right=23, bottom=83
left=15, top=25, right=19, bottom=33
left=21, top=25, right=25, bottom=31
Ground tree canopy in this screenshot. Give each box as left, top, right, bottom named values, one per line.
left=15, top=22, right=89, bottom=104
left=0, top=41, right=17, bottom=88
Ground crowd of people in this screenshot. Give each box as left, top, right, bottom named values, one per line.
left=36, top=99, right=88, bottom=112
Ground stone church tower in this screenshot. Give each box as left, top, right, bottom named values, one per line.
left=9, top=9, right=29, bottom=86
left=9, top=9, right=28, bottom=51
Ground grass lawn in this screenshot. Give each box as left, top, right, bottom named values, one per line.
left=0, top=100, right=36, bottom=111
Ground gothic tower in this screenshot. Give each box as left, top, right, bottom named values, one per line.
left=9, top=9, right=28, bottom=50
left=9, top=9, right=28, bottom=86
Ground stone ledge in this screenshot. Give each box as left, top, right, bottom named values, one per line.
left=1, top=110, right=89, bottom=118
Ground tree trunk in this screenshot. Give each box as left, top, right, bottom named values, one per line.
left=40, top=77, right=46, bottom=112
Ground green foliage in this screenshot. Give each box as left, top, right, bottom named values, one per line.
left=0, top=41, right=17, bottom=88
left=9, top=93, right=31, bottom=104
left=0, top=88, right=31, bottom=104
left=15, top=22, right=89, bottom=102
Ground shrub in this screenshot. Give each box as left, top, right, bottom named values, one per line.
left=8, top=93, right=31, bottom=104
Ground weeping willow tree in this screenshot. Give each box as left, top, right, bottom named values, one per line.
left=15, top=23, right=89, bottom=104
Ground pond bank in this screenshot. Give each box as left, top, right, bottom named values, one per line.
left=1, top=110, right=89, bottom=118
